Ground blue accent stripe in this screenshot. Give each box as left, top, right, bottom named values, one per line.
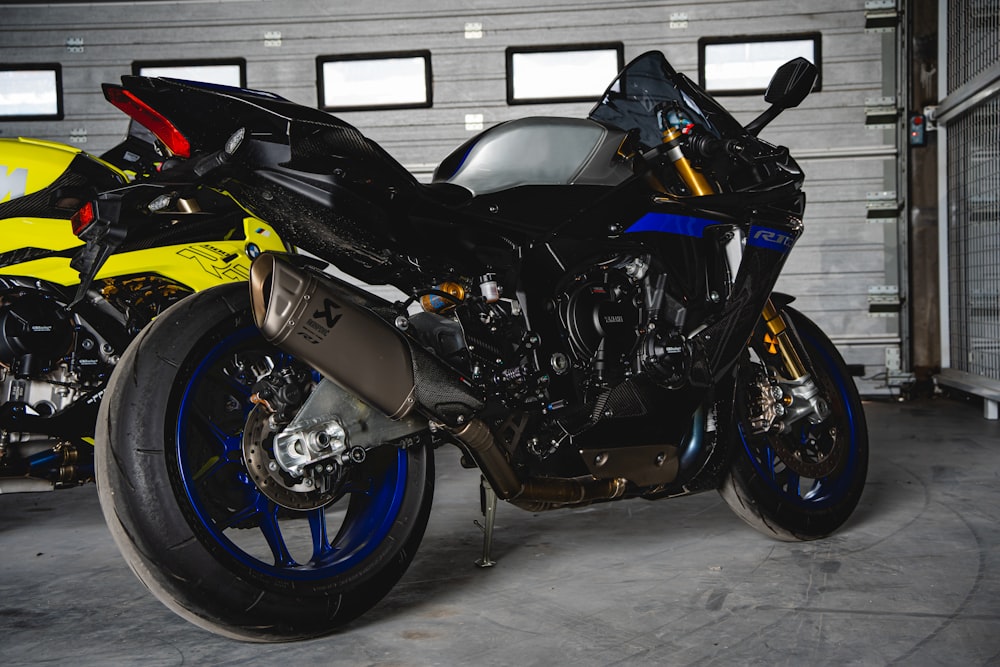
left=747, top=225, right=796, bottom=254
left=625, top=212, right=718, bottom=237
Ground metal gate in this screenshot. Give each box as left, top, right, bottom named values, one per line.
left=936, top=0, right=1000, bottom=418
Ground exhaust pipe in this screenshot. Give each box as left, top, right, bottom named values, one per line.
left=250, top=253, right=485, bottom=425
left=249, top=254, right=626, bottom=509
left=250, top=253, right=419, bottom=420
left=452, top=418, right=626, bottom=508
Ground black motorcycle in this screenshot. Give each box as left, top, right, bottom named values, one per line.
left=75, top=51, right=867, bottom=641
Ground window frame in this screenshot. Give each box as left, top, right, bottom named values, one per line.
left=697, top=33, right=822, bottom=96
left=505, top=42, right=625, bottom=105
left=315, top=50, right=433, bottom=112
left=131, top=58, right=248, bottom=88
left=0, top=63, right=64, bottom=121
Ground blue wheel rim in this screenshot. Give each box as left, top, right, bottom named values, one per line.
left=739, top=328, right=862, bottom=509
left=174, top=326, right=407, bottom=581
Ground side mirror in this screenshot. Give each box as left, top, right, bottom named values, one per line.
left=764, top=58, right=818, bottom=109
left=745, top=58, right=818, bottom=136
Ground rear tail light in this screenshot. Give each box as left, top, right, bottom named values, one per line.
left=71, top=202, right=96, bottom=236
left=103, top=85, right=191, bottom=158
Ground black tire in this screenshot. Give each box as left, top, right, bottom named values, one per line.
left=719, top=306, right=868, bottom=541
left=95, top=282, right=434, bottom=641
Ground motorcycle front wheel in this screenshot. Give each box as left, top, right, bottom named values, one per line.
left=720, top=306, right=868, bottom=541
left=95, top=283, right=434, bottom=641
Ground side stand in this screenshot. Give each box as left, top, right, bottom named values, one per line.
left=474, top=476, right=497, bottom=568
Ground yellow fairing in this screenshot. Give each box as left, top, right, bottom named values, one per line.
left=0, top=137, right=127, bottom=201
left=0, top=217, right=287, bottom=289
left=0, top=214, right=82, bottom=255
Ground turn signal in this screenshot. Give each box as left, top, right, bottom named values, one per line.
left=71, top=202, right=96, bottom=236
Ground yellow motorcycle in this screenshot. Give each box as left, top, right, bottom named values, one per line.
left=0, top=133, right=287, bottom=492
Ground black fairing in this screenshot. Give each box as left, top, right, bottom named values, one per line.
left=114, top=76, right=442, bottom=281
left=107, top=77, right=344, bottom=151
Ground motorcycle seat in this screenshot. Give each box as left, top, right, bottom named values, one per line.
left=419, top=181, right=474, bottom=206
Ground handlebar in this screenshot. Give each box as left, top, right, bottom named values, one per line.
left=685, top=135, right=745, bottom=161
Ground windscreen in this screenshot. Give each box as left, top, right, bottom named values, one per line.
left=587, top=51, right=745, bottom=150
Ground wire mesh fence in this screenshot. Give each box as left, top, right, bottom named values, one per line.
left=944, top=1, right=1000, bottom=384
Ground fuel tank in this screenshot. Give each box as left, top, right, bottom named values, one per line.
left=434, top=117, right=633, bottom=196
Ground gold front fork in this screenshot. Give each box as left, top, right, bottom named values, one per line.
left=661, top=127, right=715, bottom=196
left=663, top=125, right=808, bottom=381
left=761, top=300, right=808, bottom=379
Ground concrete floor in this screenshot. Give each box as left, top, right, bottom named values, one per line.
left=1, top=397, right=999, bottom=666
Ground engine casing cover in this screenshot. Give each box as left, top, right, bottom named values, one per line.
left=0, top=293, right=74, bottom=376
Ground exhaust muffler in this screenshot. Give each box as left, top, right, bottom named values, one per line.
left=250, top=253, right=485, bottom=426
left=250, top=253, right=419, bottom=420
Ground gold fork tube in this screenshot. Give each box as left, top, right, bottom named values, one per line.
left=662, top=127, right=715, bottom=196
left=761, top=299, right=808, bottom=379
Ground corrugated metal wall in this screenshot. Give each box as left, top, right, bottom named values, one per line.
left=0, top=0, right=903, bottom=386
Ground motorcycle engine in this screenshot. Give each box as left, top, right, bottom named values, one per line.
left=555, top=257, right=690, bottom=397
left=0, top=291, right=116, bottom=427
left=558, top=262, right=640, bottom=386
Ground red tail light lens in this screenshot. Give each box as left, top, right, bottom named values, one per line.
left=103, top=85, right=191, bottom=158
left=71, top=202, right=96, bottom=236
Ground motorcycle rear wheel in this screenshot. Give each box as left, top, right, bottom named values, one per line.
left=95, top=283, right=434, bottom=641
left=720, top=307, right=868, bottom=541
